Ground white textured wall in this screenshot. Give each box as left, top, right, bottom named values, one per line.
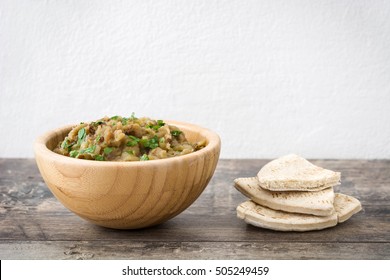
left=1, top=0, right=390, bottom=159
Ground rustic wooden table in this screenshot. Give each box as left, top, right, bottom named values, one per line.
left=0, top=158, right=389, bottom=259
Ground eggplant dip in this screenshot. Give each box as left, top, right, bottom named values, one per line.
left=54, top=115, right=206, bottom=161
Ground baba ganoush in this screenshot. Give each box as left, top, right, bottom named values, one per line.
left=54, top=115, right=206, bottom=161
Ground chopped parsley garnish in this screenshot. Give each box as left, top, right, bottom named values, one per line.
left=130, top=112, right=137, bottom=120
left=140, top=136, right=159, bottom=149
left=91, top=121, right=104, bottom=126
left=61, top=139, right=68, bottom=149
left=80, top=145, right=96, bottom=154
left=171, top=130, right=182, bottom=137
left=95, top=155, right=105, bottom=161
left=157, top=120, right=165, bottom=127
left=147, top=119, right=165, bottom=131
left=126, top=136, right=140, bottom=147
left=55, top=114, right=203, bottom=162
left=104, top=147, right=113, bottom=155
left=69, top=150, right=79, bottom=158
left=140, top=154, right=149, bottom=161
left=77, top=128, right=86, bottom=145
left=121, top=117, right=128, bottom=125
left=61, top=137, right=74, bottom=151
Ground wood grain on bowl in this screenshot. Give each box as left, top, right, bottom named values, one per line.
left=34, top=121, right=221, bottom=229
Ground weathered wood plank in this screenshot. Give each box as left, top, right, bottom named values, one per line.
left=1, top=158, right=389, bottom=259
left=1, top=205, right=389, bottom=243
left=1, top=159, right=389, bottom=206
left=0, top=241, right=389, bottom=260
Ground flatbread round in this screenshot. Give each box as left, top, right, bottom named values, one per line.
left=257, top=154, right=340, bottom=191
left=236, top=194, right=362, bottom=231
left=237, top=200, right=338, bottom=232
left=234, top=177, right=335, bottom=216
left=334, top=193, right=362, bottom=223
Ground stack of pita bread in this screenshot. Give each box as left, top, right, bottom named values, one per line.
left=235, top=154, right=362, bottom=231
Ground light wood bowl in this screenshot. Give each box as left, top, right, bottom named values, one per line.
left=34, top=120, right=221, bottom=229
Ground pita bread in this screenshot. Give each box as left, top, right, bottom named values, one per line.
left=334, top=193, right=362, bottom=223
left=257, top=154, right=340, bottom=191
left=234, top=177, right=335, bottom=216
left=236, top=193, right=362, bottom=231
left=237, top=200, right=338, bottom=231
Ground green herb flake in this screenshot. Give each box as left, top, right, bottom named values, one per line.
left=157, top=120, right=165, bottom=126
left=96, top=134, right=101, bottom=142
left=148, top=119, right=165, bottom=131
left=69, top=150, right=79, bottom=158
left=110, top=116, right=119, bottom=120
left=126, top=136, right=140, bottom=147
left=139, top=138, right=148, bottom=147
left=139, top=136, right=159, bottom=149
left=126, top=150, right=135, bottom=155
left=61, top=138, right=74, bottom=152
left=149, top=136, right=159, bottom=149
left=130, top=112, right=137, bottom=120
left=171, top=130, right=182, bottom=137
left=91, top=121, right=104, bottom=127
left=140, top=154, right=149, bottom=161
left=77, top=128, right=86, bottom=145
left=80, top=145, right=96, bottom=154
left=104, top=147, right=113, bottom=155
left=122, top=117, right=128, bottom=125
left=61, top=138, right=69, bottom=149
left=95, top=155, right=105, bottom=161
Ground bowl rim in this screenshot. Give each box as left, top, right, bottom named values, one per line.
left=34, top=120, right=221, bottom=167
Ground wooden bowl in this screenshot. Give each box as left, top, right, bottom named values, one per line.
left=34, top=120, right=221, bottom=229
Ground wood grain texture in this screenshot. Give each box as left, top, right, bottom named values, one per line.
left=1, top=158, right=389, bottom=259
left=33, top=121, right=220, bottom=229
left=1, top=241, right=389, bottom=260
